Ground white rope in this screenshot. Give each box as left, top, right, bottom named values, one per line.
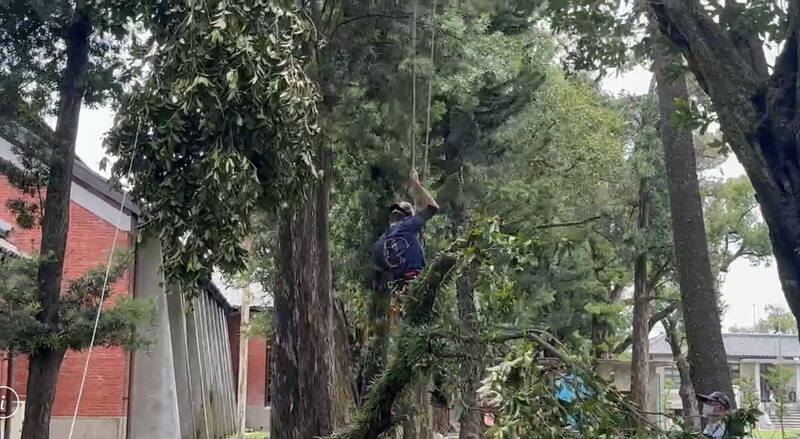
left=411, top=0, right=418, bottom=171
left=423, top=0, right=437, bottom=180
left=68, top=119, right=141, bottom=439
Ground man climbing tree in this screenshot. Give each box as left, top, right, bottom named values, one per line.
left=372, top=170, right=439, bottom=314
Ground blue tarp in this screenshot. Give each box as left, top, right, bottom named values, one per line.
left=555, top=374, right=593, bottom=431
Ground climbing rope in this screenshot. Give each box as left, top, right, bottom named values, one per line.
left=423, top=0, right=437, bottom=179
left=68, top=119, right=141, bottom=439
left=411, top=0, right=418, bottom=171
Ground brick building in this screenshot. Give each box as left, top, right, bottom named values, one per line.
left=0, top=134, right=139, bottom=438
left=0, top=132, right=273, bottom=438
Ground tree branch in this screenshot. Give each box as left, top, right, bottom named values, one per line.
left=648, top=0, right=761, bottom=98
left=530, top=215, right=604, bottom=231
left=329, top=255, right=457, bottom=439
left=613, top=301, right=679, bottom=355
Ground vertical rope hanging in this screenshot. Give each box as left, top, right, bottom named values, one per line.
left=411, top=0, right=418, bottom=170
left=423, top=0, right=437, bottom=180
left=68, top=119, right=141, bottom=439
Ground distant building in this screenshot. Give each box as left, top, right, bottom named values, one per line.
left=0, top=133, right=246, bottom=438
left=604, top=332, right=800, bottom=431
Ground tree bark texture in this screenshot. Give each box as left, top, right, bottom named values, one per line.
left=333, top=298, right=359, bottom=429
left=271, top=145, right=336, bottom=439
left=21, top=10, right=90, bottom=439
left=630, top=177, right=650, bottom=412
left=400, top=381, right=432, bottom=439
left=653, top=37, right=735, bottom=401
left=664, top=314, right=700, bottom=430
left=21, top=349, right=66, bottom=439
left=648, top=0, right=800, bottom=337
left=457, top=273, right=484, bottom=439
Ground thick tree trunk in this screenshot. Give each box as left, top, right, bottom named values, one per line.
left=630, top=178, right=650, bottom=412
left=457, top=273, right=484, bottom=439
left=359, top=270, right=392, bottom=400
left=21, top=11, right=90, bottom=439
left=20, top=350, right=66, bottom=439
left=648, top=1, right=800, bottom=338
left=400, top=382, right=432, bottom=439
left=333, top=298, right=358, bottom=428
left=653, top=39, right=735, bottom=401
left=664, top=314, right=700, bottom=429
left=271, top=145, right=336, bottom=439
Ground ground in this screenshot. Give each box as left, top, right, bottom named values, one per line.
left=750, top=431, right=800, bottom=438
left=226, top=432, right=268, bottom=439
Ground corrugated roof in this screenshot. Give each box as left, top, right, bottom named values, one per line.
left=0, top=128, right=138, bottom=216
left=0, top=237, right=25, bottom=259
left=650, top=333, right=800, bottom=359
left=211, top=269, right=272, bottom=309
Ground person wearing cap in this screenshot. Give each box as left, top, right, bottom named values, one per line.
left=372, top=169, right=438, bottom=304
left=698, top=391, right=731, bottom=438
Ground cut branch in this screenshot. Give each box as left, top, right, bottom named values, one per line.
left=329, top=255, right=457, bottom=439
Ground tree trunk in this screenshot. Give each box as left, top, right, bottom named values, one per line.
left=271, top=145, right=336, bottom=439
left=333, top=298, right=358, bottom=428
left=653, top=38, right=735, bottom=401
left=359, top=270, right=392, bottom=400
left=21, top=10, right=91, bottom=439
left=457, top=273, right=484, bottom=439
left=664, top=314, right=700, bottom=430
left=647, top=0, right=800, bottom=339
left=630, top=177, right=650, bottom=412
left=20, top=349, right=66, bottom=439
left=330, top=256, right=457, bottom=439
left=401, top=382, right=432, bottom=439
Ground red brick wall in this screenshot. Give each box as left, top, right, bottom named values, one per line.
left=227, top=312, right=270, bottom=406
left=0, top=176, right=133, bottom=418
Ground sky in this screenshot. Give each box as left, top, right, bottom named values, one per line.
left=69, top=65, right=786, bottom=332
left=600, top=67, right=786, bottom=331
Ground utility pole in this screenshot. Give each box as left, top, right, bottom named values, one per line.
left=237, top=240, right=253, bottom=438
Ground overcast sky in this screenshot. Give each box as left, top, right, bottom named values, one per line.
left=71, top=65, right=785, bottom=332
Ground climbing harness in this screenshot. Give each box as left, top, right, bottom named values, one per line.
left=68, top=119, right=141, bottom=439
left=387, top=270, right=420, bottom=326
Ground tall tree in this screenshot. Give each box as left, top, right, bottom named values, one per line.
left=653, top=39, right=734, bottom=399
left=106, top=2, right=331, bottom=438
left=630, top=176, right=650, bottom=410
left=0, top=2, right=145, bottom=437
left=645, top=0, right=800, bottom=332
